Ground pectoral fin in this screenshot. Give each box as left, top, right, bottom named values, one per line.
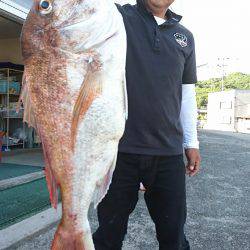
left=71, top=64, right=102, bottom=150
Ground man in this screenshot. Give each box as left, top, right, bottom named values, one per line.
left=93, top=0, right=201, bottom=249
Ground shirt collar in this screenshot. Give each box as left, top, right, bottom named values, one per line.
left=137, top=0, right=182, bottom=25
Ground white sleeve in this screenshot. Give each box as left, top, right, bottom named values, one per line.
left=180, top=84, right=199, bottom=149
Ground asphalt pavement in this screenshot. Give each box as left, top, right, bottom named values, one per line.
left=14, top=130, right=250, bottom=250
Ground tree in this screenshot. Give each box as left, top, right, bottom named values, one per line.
left=196, top=72, right=250, bottom=109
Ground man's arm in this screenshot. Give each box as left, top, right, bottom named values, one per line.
left=180, top=84, right=201, bottom=176
left=180, top=84, right=199, bottom=149
left=181, top=31, right=201, bottom=177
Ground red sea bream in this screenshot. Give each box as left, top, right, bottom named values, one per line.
left=20, top=0, right=127, bottom=249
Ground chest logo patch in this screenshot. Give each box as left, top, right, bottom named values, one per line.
left=174, top=33, right=188, bottom=47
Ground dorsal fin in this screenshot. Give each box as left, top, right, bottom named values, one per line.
left=18, top=70, right=37, bottom=129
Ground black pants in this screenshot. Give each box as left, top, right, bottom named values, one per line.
left=93, top=152, right=190, bottom=250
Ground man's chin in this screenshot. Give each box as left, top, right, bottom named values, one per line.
left=146, top=0, right=175, bottom=10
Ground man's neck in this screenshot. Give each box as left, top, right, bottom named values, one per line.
left=145, top=0, right=168, bottom=19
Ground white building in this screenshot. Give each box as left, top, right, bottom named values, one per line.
left=206, top=90, right=250, bottom=133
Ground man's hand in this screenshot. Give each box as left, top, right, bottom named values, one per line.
left=185, top=148, right=201, bottom=177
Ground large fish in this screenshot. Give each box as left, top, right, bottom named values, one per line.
left=20, top=0, right=127, bottom=249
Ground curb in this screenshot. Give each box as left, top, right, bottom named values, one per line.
left=0, top=204, right=62, bottom=250
left=0, top=171, right=44, bottom=191
left=2, top=148, right=42, bottom=157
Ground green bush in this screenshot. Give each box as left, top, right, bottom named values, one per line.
left=196, top=72, right=250, bottom=109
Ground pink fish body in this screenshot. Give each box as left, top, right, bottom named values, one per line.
left=20, top=0, right=127, bottom=249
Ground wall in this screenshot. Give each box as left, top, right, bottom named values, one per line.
left=235, top=90, right=250, bottom=119
left=236, top=118, right=250, bottom=134
left=0, top=38, right=23, bottom=65
left=205, top=90, right=236, bottom=132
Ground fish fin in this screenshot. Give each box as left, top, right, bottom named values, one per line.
left=71, top=64, right=102, bottom=150
left=93, top=148, right=118, bottom=209
left=37, top=124, right=59, bottom=209
left=42, top=142, right=59, bottom=209
left=20, top=72, right=58, bottom=208
left=44, top=163, right=58, bottom=209
left=18, top=71, right=37, bottom=129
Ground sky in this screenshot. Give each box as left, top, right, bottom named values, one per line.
left=177, top=0, right=250, bottom=79
left=15, top=0, right=249, bottom=80
left=116, top=0, right=250, bottom=80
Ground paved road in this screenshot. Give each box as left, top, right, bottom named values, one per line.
left=16, top=130, right=250, bottom=250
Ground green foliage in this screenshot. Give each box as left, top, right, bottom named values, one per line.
left=222, top=72, right=250, bottom=89
left=196, top=72, right=250, bottom=109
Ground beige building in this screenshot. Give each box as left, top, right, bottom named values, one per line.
left=0, top=0, right=30, bottom=64
left=206, top=90, right=250, bottom=133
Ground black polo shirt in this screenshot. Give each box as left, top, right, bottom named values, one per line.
left=116, top=0, right=197, bottom=156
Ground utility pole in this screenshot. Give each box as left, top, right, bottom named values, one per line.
left=217, top=57, right=230, bottom=91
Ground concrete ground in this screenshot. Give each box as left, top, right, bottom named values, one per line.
left=8, top=130, right=250, bottom=249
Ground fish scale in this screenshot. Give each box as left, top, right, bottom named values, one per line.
left=20, top=0, right=127, bottom=249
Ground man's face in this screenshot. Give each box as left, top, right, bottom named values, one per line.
left=146, top=0, right=175, bottom=9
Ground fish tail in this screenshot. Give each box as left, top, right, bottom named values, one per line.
left=52, top=223, right=93, bottom=250
left=51, top=185, right=95, bottom=249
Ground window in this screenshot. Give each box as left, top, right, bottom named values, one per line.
left=220, top=101, right=232, bottom=109
left=220, top=115, right=232, bottom=124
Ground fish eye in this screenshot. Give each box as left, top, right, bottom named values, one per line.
left=39, top=0, right=52, bottom=15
